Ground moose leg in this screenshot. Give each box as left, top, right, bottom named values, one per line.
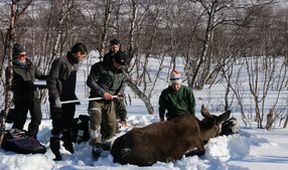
left=185, top=139, right=205, bottom=157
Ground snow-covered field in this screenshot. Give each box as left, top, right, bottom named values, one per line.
left=1, top=56, right=288, bottom=170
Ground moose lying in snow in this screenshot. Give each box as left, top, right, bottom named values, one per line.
left=111, top=108, right=236, bottom=166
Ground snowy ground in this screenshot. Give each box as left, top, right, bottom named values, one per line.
left=1, top=56, right=288, bottom=170
left=1, top=109, right=288, bottom=170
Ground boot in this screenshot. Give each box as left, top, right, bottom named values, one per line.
left=62, top=130, right=74, bottom=154
left=91, top=143, right=103, bottom=160
left=101, top=141, right=112, bottom=151
left=50, top=136, right=62, bottom=161
left=28, top=125, right=38, bottom=140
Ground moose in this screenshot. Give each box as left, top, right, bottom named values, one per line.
left=111, top=107, right=234, bottom=166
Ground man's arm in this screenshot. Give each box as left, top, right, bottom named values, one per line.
left=47, top=59, right=61, bottom=100
left=188, top=87, right=196, bottom=115
left=86, top=63, right=105, bottom=96
left=158, top=92, right=167, bottom=121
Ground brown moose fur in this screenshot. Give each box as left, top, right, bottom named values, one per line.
left=111, top=109, right=231, bottom=166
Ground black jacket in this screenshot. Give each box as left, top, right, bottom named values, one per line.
left=47, top=52, right=79, bottom=102
left=6, top=59, right=46, bottom=102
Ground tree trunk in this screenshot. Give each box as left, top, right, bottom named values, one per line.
left=126, top=77, right=154, bottom=115
left=283, top=114, right=288, bottom=129
left=265, top=110, right=274, bottom=131
left=0, top=0, right=17, bottom=146
left=100, top=0, right=112, bottom=58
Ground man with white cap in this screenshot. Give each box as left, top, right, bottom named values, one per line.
left=158, top=69, right=196, bottom=121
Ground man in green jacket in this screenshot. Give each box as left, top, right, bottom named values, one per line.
left=159, top=69, right=196, bottom=121
left=87, top=50, right=127, bottom=159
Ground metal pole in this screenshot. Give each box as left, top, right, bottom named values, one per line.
left=60, top=95, right=119, bottom=104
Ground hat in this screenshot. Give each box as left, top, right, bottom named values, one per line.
left=110, top=39, right=121, bottom=46
left=114, top=51, right=128, bottom=65
left=170, top=70, right=182, bottom=84
left=13, top=43, right=26, bottom=59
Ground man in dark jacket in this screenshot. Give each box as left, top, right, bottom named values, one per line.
left=103, top=39, right=128, bottom=129
left=47, top=43, right=87, bottom=161
left=6, top=43, right=46, bottom=139
left=87, top=50, right=127, bottom=159
left=159, top=70, right=196, bottom=121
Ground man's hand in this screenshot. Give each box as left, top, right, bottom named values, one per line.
left=103, top=92, right=113, bottom=100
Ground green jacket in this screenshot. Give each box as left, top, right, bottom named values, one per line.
left=158, top=85, right=196, bottom=120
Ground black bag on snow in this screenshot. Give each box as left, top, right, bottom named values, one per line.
left=71, top=115, right=90, bottom=143
left=1, top=129, right=46, bottom=154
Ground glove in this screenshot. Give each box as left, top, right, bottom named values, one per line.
left=54, top=98, right=62, bottom=108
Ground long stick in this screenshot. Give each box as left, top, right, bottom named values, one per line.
left=60, top=95, right=119, bottom=104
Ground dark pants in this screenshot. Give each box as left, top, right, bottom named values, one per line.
left=50, top=103, right=76, bottom=158
left=12, top=98, right=42, bottom=138
left=51, top=103, right=75, bottom=136
left=115, top=99, right=127, bottom=121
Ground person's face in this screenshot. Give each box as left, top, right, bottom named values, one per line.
left=171, top=82, right=181, bottom=91
left=17, top=52, right=27, bottom=63
left=112, top=58, right=123, bottom=70
left=111, top=44, right=120, bottom=53
left=75, top=51, right=87, bottom=62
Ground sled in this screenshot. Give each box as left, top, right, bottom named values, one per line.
left=1, top=129, right=47, bottom=154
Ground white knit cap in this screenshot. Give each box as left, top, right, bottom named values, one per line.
left=170, top=70, right=182, bottom=84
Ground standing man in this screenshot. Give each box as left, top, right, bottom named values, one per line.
left=159, top=69, right=196, bottom=121
left=87, top=50, right=127, bottom=159
left=7, top=43, right=46, bottom=139
left=103, top=39, right=128, bottom=128
left=47, top=43, right=87, bottom=161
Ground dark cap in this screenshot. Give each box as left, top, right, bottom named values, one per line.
left=13, top=43, right=26, bottom=59
left=113, top=51, right=128, bottom=65
left=110, top=39, right=120, bottom=46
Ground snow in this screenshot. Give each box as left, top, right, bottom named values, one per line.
left=1, top=56, right=288, bottom=170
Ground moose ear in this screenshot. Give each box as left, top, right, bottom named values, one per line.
left=217, top=110, right=231, bottom=124
left=201, top=104, right=211, bottom=118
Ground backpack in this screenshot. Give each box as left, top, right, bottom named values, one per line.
left=1, top=129, right=46, bottom=154
left=71, top=115, right=90, bottom=143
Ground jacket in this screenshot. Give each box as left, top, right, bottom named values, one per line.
left=6, top=59, right=46, bottom=102
left=158, top=85, right=196, bottom=120
left=86, top=59, right=126, bottom=98
left=47, top=52, right=79, bottom=102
